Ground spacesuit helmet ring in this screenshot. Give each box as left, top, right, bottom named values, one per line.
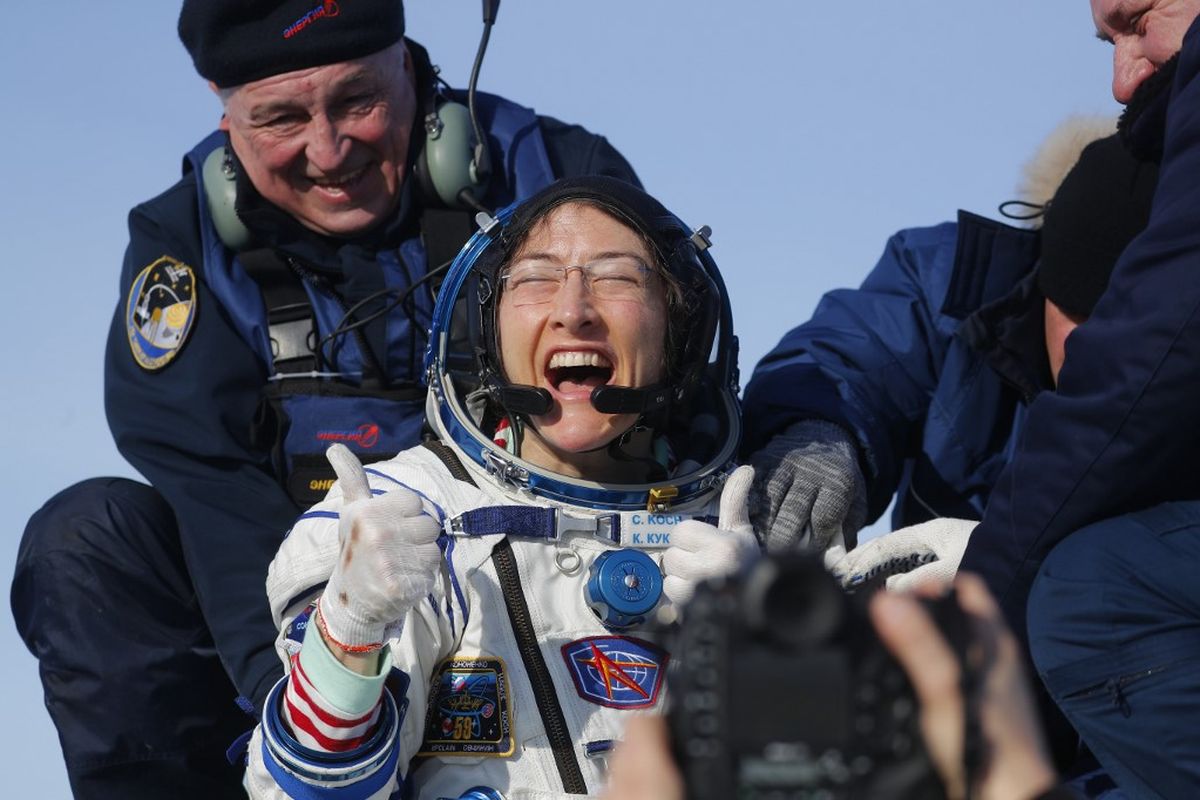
left=424, top=176, right=740, bottom=510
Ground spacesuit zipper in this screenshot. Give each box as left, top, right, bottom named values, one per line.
left=419, top=441, right=587, bottom=788
left=421, top=438, right=477, bottom=486
left=491, top=538, right=588, bottom=794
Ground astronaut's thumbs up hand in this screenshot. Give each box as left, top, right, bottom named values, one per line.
left=327, top=441, right=373, bottom=503
left=718, top=465, right=757, bottom=541
left=662, top=466, right=760, bottom=613
left=318, top=444, right=443, bottom=653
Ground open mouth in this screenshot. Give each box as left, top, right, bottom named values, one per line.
left=545, top=350, right=614, bottom=395
left=308, top=166, right=369, bottom=194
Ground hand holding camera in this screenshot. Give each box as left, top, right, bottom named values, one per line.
left=872, top=574, right=1056, bottom=800
left=604, top=560, right=1057, bottom=800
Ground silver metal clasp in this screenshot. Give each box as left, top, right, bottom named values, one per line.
left=424, top=111, right=444, bottom=138
left=555, top=511, right=620, bottom=543
left=482, top=450, right=529, bottom=489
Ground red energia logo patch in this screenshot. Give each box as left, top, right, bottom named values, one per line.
left=283, top=1, right=340, bottom=39
left=316, top=423, right=380, bottom=448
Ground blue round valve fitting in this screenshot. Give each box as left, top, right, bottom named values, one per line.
left=451, top=788, right=505, bottom=800
left=585, top=548, right=664, bottom=628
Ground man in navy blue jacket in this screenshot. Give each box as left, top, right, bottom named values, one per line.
left=957, top=3, right=1200, bottom=796
left=10, top=2, right=640, bottom=798
left=744, top=122, right=1156, bottom=558
left=802, top=2, right=1200, bottom=794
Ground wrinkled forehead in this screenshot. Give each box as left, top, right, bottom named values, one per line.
left=509, top=200, right=655, bottom=264
left=221, top=40, right=407, bottom=109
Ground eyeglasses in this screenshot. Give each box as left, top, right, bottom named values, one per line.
left=498, top=256, right=654, bottom=306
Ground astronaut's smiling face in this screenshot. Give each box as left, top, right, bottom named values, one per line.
left=497, top=201, right=669, bottom=480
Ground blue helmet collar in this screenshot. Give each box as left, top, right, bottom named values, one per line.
left=423, top=178, right=741, bottom=511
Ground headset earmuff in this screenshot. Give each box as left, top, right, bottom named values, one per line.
left=415, top=95, right=491, bottom=210
left=414, top=3, right=499, bottom=211
left=201, top=145, right=254, bottom=252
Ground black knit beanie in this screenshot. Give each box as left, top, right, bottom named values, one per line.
left=1038, top=134, right=1159, bottom=318
left=179, top=1, right=406, bottom=88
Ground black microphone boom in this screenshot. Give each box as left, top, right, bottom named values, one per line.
left=465, top=0, right=500, bottom=202
left=494, top=385, right=553, bottom=417
left=487, top=382, right=669, bottom=418
left=590, top=384, right=670, bottom=415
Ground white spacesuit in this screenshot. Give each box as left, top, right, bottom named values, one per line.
left=243, top=177, right=750, bottom=800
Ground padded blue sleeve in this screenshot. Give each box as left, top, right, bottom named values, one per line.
left=260, top=677, right=402, bottom=799
left=742, top=223, right=962, bottom=520
left=105, top=179, right=295, bottom=709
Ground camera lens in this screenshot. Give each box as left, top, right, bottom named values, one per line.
left=741, top=555, right=844, bottom=648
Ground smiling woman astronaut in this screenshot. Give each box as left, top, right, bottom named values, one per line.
left=243, top=176, right=757, bottom=800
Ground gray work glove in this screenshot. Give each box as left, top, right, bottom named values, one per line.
left=749, top=419, right=868, bottom=553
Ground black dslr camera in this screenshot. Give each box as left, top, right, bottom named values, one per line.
left=666, top=553, right=971, bottom=800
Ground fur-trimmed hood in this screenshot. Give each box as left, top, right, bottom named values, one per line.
left=1015, top=115, right=1118, bottom=227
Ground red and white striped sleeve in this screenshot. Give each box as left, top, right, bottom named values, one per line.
left=283, top=657, right=383, bottom=752
left=280, top=616, right=391, bottom=753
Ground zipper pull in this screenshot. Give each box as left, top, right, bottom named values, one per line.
left=1106, top=678, right=1132, bottom=718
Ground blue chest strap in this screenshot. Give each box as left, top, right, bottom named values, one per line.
left=446, top=505, right=621, bottom=543
left=444, top=505, right=720, bottom=547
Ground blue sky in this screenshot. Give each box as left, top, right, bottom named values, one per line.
left=1, top=2, right=1118, bottom=794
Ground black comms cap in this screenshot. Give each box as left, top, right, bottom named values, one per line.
left=179, top=0, right=406, bottom=88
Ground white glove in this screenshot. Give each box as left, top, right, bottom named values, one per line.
left=662, top=465, right=760, bottom=611
left=824, top=517, right=976, bottom=592
left=316, top=444, right=444, bottom=652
